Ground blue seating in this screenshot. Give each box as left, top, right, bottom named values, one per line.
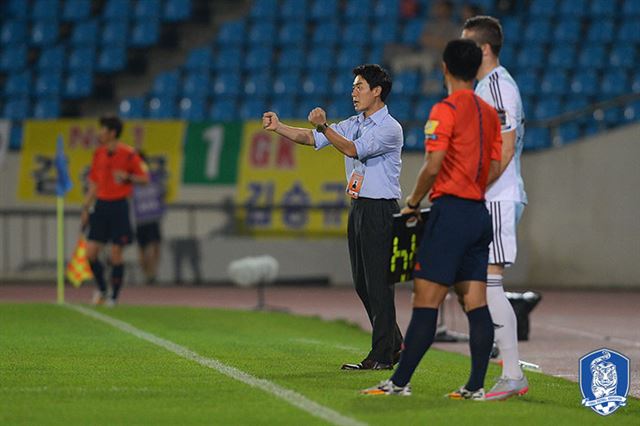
left=342, top=22, right=369, bottom=46
left=301, top=73, right=330, bottom=96
left=278, top=22, right=306, bottom=46
left=179, top=97, right=207, bottom=120
left=393, top=71, right=419, bottom=95
left=336, top=47, right=365, bottom=70
left=244, top=47, right=272, bottom=71
left=216, top=20, right=245, bottom=46
left=5, top=71, right=31, bottom=96
left=553, top=19, right=581, bottom=43
left=71, top=21, right=99, bottom=46
left=33, top=98, right=60, bottom=118
left=102, top=20, right=129, bottom=45
left=119, top=97, right=146, bottom=118
left=590, top=0, right=616, bottom=17
left=534, top=99, right=561, bottom=120
left=104, top=0, right=131, bottom=19
left=209, top=98, right=237, bottom=121
left=64, top=72, right=93, bottom=98
left=1, top=21, right=27, bottom=45
left=540, top=71, right=568, bottom=96
left=570, top=71, right=599, bottom=96
left=310, top=0, right=337, bottom=20
left=182, top=72, right=210, bottom=97
left=239, top=98, right=268, bottom=120
left=68, top=47, right=96, bottom=70
left=281, top=0, right=308, bottom=19
left=38, top=46, right=65, bottom=71
left=600, top=71, right=628, bottom=98
left=96, top=46, right=127, bottom=72
left=617, top=20, right=640, bottom=42
left=33, top=0, right=60, bottom=20
left=243, top=73, right=271, bottom=96
left=163, top=0, right=191, bottom=22
left=547, top=45, right=575, bottom=69
left=212, top=73, right=241, bottom=96
left=609, top=45, right=636, bottom=68
left=272, top=72, right=300, bottom=95
left=249, top=0, right=277, bottom=20
left=63, top=0, right=91, bottom=22
left=3, top=98, right=30, bottom=120
left=35, top=73, right=62, bottom=96
left=134, top=0, right=162, bottom=19
left=148, top=96, right=176, bottom=119
left=212, top=48, right=242, bottom=70
left=277, top=48, right=305, bottom=70
left=152, top=71, right=180, bottom=97
left=524, top=19, right=552, bottom=43
left=578, top=44, right=605, bottom=69
left=248, top=22, right=275, bottom=45
left=269, top=99, right=295, bottom=119
left=31, top=20, right=59, bottom=46
left=131, top=20, right=160, bottom=47
left=587, top=19, right=613, bottom=42
left=312, top=21, right=339, bottom=44
left=184, top=47, right=213, bottom=71
left=401, top=19, right=424, bottom=44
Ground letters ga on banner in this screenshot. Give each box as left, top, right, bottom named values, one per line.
left=18, top=120, right=185, bottom=204
left=236, top=121, right=349, bottom=236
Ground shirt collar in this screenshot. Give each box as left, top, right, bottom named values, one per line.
left=357, top=105, right=388, bottom=125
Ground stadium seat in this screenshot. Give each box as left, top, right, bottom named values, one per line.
left=401, top=19, right=424, bottom=44
left=393, top=71, right=419, bottom=95
left=5, top=71, right=32, bottom=96
left=547, top=45, right=575, bottom=69
left=33, top=97, right=60, bottom=118
left=269, top=99, right=295, bottom=119
left=281, top=0, right=308, bottom=19
left=310, top=0, right=337, bottom=20
left=148, top=96, right=176, bottom=119
left=216, top=20, right=246, bottom=46
left=277, top=48, right=305, bottom=71
left=244, top=47, right=272, bottom=71
left=104, top=0, right=131, bottom=19
left=600, top=71, right=628, bottom=98
left=31, top=20, right=60, bottom=46
left=71, top=21, right=99, bottom=46
left=152, top=71, right=180, bottom=97
left=540, top=71, right=568, bottom=96
left=243, top=72, right=271, bottom=96
left=609, top=45, right=636, bottom=68
left=96, top=46, right=127, bottom=72
left=62, top=0, right=91, bottom=22
left=249, top=0, right=277, bottom=20
left=342, top=22, right=369, bottom=46
left=239, top=98, right=268, bottom=120
left=272, top=72, right=300, bottom=96
left=617, top=19, right=640, bottom=42
left=134, top=0, right=162, bottom=19
left=403, top=125, right=424, bottom=152
left=119, top=97, right=146, bottom=118
left=578, top=44, right=606, bottom=69
left=3, top=98, right=30, bottom=120
left=163, top=0, right=191, bottom=22
left=64, top=72, right=93, bottom=98
left=212, top=73, right=241, bottom=96
left=183, top=72, right=210, bottom=97
left=248, top=22, right=276, bottom=46
left=179, top=97, right=207, bottom=120
left=553, top=19, right=581, bottom=43
left=312, top=21, right=340, bottom=44
left=523, top=19, right=552, bottom=43
left=101, top=20, right=129, bottom=45
left=1, top=21, right=27, bottom=45
left=68, top=47, right=96, bottom=70
left=590, top=0, right=616, bottom=17
left=570, top=71, right=599, bottom=96
left=131, top=19, right=160, bottom=47
left=209, top=98, right=237, bottom=121
left=35, top=73, right=62, bottom=96
left=184, top=47, right=213, bottom=71
left=301, top=73, right=330, bottom=96
left=586, top=19, right=614, bottom=42
left=32, top=0, right=60, bottom=20
left=38, top=46, right=65, bottom=72
left=534, top=99, right=561, bottom=120
left=212, top=48, right=242, bottom=71
left=278, top=22, right=306, bottom=46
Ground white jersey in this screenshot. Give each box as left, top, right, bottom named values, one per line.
left=475, top=66, right=527, bottom=204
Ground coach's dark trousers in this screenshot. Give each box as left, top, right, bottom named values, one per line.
left=348, top=197, right=403, bottom=364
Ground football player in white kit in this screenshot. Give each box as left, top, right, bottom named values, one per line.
left=462, top=16, right=529, bottom=400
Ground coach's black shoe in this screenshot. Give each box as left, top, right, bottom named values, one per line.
left=341, top=358, right=393, bottom=370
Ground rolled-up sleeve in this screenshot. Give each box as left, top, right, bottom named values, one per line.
left=353, top=121, right=403, bottom=161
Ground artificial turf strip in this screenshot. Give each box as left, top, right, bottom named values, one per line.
left=1, top=304, right=638, bottom=425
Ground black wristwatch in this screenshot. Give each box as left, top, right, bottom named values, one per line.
left=316, top=123, right=329, bottom=133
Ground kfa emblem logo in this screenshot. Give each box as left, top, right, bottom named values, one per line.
left=580, top=348, right=629, bottom=416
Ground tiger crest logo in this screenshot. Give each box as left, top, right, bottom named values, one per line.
left=580, top=348, right=629, bottom=416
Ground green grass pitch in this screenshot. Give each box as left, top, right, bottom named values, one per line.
left=1, top=303, right=638, bottom=425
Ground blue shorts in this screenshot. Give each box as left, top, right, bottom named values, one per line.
left=413, top=195, right=493, bottom=286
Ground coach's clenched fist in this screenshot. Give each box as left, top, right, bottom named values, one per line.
left=262, top=111, right=280, bottom=131
left=308, top=107, right=327, bottom=126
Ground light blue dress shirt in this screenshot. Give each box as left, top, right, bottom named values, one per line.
left=312, top=105, right=403, bottom=200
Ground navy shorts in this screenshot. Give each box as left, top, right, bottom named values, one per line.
left=136, top=222, right=161, bottom=247
left=88, top=199, right=133, bottom=246
left=413, top=195, right=493, bottom=286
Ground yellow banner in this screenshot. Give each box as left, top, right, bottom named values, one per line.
left=236, top=121, right=349, bottom=236
left=18, top=119, right=185, bottom=204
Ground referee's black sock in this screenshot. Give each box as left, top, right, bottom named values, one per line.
left=465, top=305, right=494, bottom=392
left=111, top=264, right=124, bottom=300
left=390, top=307, right=438, bottom=387
left=89, top=260, right=107, bottom=294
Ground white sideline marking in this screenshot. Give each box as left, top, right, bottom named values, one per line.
left=66, top=304, right=367, bottom=426
left=537, top=323, right=640, bottom=348
left=292, top=338, right=362, bottom=353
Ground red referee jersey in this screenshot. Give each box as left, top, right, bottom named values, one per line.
left=424, top=89, right=502, bottom=201
left=88, top=142, right=148, bottom=200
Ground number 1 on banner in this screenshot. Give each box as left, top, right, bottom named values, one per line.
left=204, top=126, right=224, bottom=180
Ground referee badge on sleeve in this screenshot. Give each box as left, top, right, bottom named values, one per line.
left=424, top=120, right=439, bottom=140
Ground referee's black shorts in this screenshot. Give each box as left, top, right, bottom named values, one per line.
left=414, top=195, right=493, bottom=286
left=88, top=198, right=133, bottom=246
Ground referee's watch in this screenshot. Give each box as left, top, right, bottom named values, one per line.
left=316, top=123, right=329, bottom=133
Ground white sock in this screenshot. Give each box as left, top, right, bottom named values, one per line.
left=486, top=274, right=523, bottom=379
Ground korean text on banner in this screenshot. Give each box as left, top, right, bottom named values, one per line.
left=18, top=120, right=185, bottom=204
left=236, top=121, right=349, bottom=236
